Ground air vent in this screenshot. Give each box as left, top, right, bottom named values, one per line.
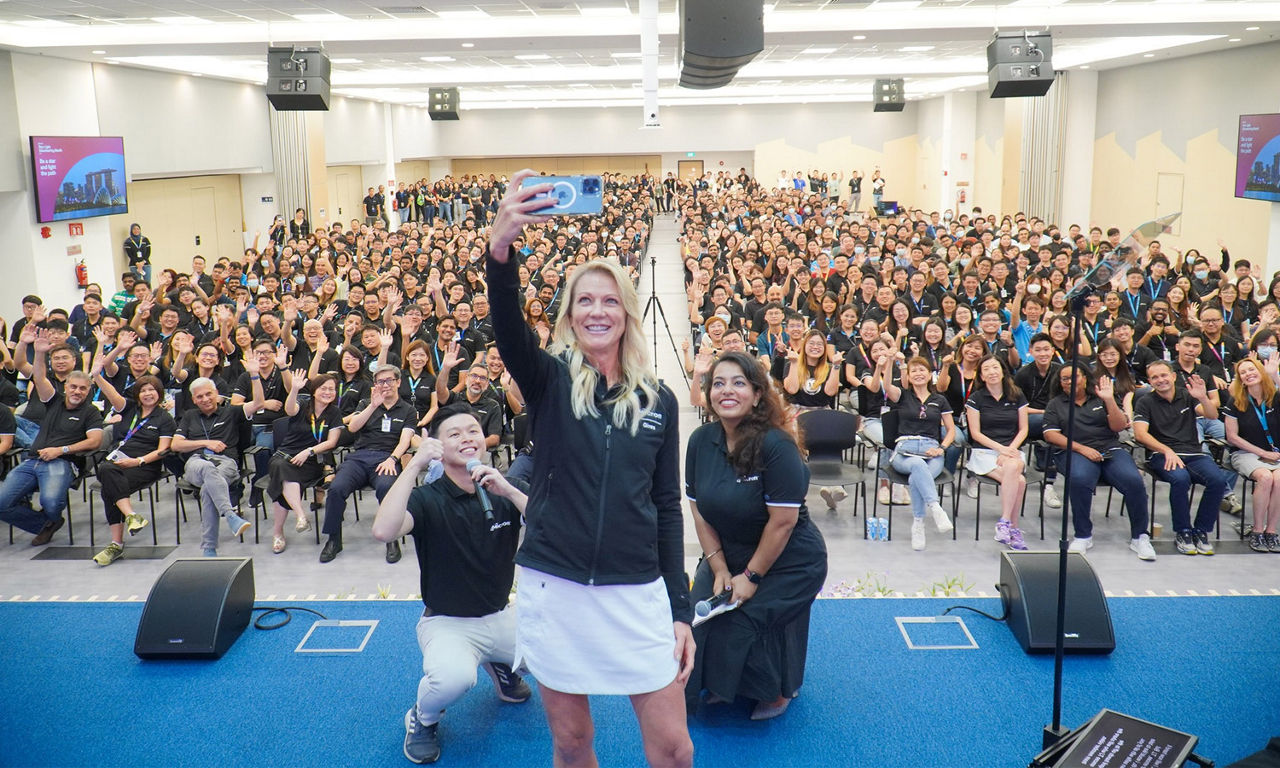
left=378, top=6, right=431, bottom=14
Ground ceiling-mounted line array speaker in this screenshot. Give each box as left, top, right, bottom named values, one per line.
left=678, top=0, right=763, bottom=90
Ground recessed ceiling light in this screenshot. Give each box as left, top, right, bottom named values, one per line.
left=1246, top=26, right=1260, bottom=31
left=899, top=45, right=935, bottom=52
left=91, top=50, right=106, bottom=55
left=461, top=42, right=475, bottom=48
left=290, top=13, right=347, bottom=22
left=420, top=56, right=455, bottom=62
left=331, top=58, right=363, bottom=64
left=1079, top=65, right=1090, bottom=69
left=151, top=16, right=213, bottom=24
left=1143, top=53, right=1155, bottom=57
left=514, top=53, right=551, bottom=60
left=852, top=35, right=866, bottom=40
left=1228, top=37, right=1242, bottom=42
left=436, top=9, right=488, bottom=19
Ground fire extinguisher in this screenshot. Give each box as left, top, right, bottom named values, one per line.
left=75, top=260, right=88, bottom=289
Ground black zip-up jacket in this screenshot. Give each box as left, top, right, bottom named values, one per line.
left=487, top=248, right=691, bottom=624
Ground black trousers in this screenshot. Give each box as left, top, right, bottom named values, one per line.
left=98, top=462, right=162, bottom=524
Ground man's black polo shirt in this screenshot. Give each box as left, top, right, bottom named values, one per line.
left=1133, top=389, right=1202, bottom=454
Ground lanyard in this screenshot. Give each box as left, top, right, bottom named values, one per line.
left=1223, top=307, right=1233, bottom=325
left=1126, top=291, right=1142, bottom=318
left=121, top=413, right=149, bottom=444
left=432, top=344, right=444, bottom=372
left=309, top=413, right=325, bottom=443
left=912, top=295, right=926, bottom=315
left=1147, top=277, right=1163, bottom=297
left=960, top=367, right=976, bottom=400
left=1253, top=399, right=1277, bottom=450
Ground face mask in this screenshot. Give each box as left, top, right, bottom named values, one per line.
left=715, top=313, right=731, bottom=324
left=854, top=246, right=865, bottom=255
left=911, top=236, right=920, bottom=245
left=728, top=224, right=738, bottom=232
left=959, top=257, right=971, bottom=267
left=1195, top=270, right=1209, bottom=280
left=943, top=212, right=953, bottom=221
left=1260, top=346, right=1277, bottom=360
left=896, top=247, right=908, bottom=257
left=247, top=279, right=260, bottom=289
left=294, top=275, right=306, bottom=285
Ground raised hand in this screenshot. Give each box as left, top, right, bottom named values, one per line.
left=244, top=352, right=261, bottom=378
left=321, top=302, right=338, bottom=323
left=176, top=334, right=195, bottom=356
left=290, top=369, right=308, bottom=391
left=1095, top=374, right=1114, bottom=400
left=117, top=329, right=138, bottom=349
left=1186, top=374, right=1208, bottom=401
left=386, top=288, right=404, bottom=313
left=274, top=344, right=289, bottom=370
left=379, top=329, right=394, bottom=352
left=92, top=325, right=111, bottom=348
left=442, top=340, right=463, bottom=370
left=19, top=322, right=38, bottom=346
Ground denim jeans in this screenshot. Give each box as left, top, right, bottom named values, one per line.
left=1147, top=452, right=1231, bottom=535
left=131, top=264, right=152, bottom=286
left=890, top=437, right=944, bottom=520
left=13, top=415, right=40, bottom=449
left=1027, top=412, right=1056, bottom=481
left=0, top=458, right=75, bottom=534
left=1055, top=447, right=1148, bottom=539
left=944, top=428, right=968, bottom=474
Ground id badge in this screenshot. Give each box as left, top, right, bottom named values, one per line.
left=381, top=416, right=392, bottom=433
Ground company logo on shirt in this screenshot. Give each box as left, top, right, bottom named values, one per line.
left=490, top=520, right=512, bottom=532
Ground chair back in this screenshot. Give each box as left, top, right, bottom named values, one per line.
left=796, top=409, right=859, bottom=463
left=881, top=406, right=901, bottom=448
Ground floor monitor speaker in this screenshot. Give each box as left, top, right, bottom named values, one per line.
left=998, top=551, right=1114, bottom=654
left=135, top=557, right=255, bottom=659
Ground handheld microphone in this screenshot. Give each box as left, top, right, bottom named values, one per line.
left=694, top=589, right=734, bottom=618
left=465, top=459, right=494, bottom=522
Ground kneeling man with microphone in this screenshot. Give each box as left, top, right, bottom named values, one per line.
left=374, top=402, right=532, bottom=764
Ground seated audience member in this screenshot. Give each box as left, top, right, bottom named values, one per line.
left=875, top=352, right=956, bottom=551
left=0, top=331, right=103, bottom=544
left=265, top=372, right=344, bottom=554
left=88, top=367, right=175, bottom=566
left=372, top=404, right=531, bottom=764
left=1042, top=363, right=1155, bottom=560
left=169, top=365, right=265, bottom=557
left=320, top=366, right=416, bottom=564
left=685, top=351, right=827, bottom=720
left=1223, top=357, right=1280, bottom=552
left=964, top=355, right=1029, bottom=550
left=1133, top=360, right=1230, bottom=556
left=435, top=359, right=502, bottom=452
left=1015, top=333, right=1062, bottom=508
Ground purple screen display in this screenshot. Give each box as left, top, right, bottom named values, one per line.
left=30, top=135, right=129, bottom=223
left=1236, top=114, right=1280, bottom=203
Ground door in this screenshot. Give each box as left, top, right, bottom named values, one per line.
left=1155, top=172, right=1184, bottom=236
left=334, top=172, right=356, bottom=221
left=191, top=187, right=218, bottom=261
left=678, top=160, right=703, bottom=181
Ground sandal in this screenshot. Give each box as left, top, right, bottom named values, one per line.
left=295, top=514, right=312, bottom=533
left=272, top=536, right=286, bottom=554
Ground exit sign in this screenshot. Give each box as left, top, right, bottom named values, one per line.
left=686, top=152, right=696, bottom=158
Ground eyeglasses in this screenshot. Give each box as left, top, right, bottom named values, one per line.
left=374, top=378, right=397, bottom=386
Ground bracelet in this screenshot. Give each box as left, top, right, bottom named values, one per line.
left=250, top=376, right=260, bottom=380
left=704, top=549, right=722, bottom=562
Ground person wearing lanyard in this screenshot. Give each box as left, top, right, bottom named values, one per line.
left=401, top=340, right=440, bottom=427
left=1119, top=268, right=1150, bottom=324
left=1014, top=333, right=1064, bottom=509
left=1224, top=358, right=1280, bottom=553
left=88, top=366, right=175, bottom=566
left=1133, top=360, right=1232, bottom=556
left=264, top=372, right=344, bottom=554
left=1196, top=307, right=1240, bottom=385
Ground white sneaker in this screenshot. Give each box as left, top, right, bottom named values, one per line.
left=965, top=477, right=979, bottom=499
left=1068, top=536, right=1093, bottom=554
left=1130, top=534, right=1157, bottom=561
left=891, top=485, right=911, bottom=505
left=928, top=502, right=953, bottom=534
left=819, top=486, right=847, bottom=509
left=1043, top=485, right=1062, bottom=509
left=911, top=519, right=926, bottom=551
left=877, top=485, right=891, bottom=505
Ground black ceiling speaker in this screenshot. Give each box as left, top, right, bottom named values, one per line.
left=873, top=78, right=905, bottom=112
left=679, top=0, right=763, bottom=90
left=429, top=87, right=460, bottom=121
left=987, top=31, right=1054, bottom=98
left=266, top=47, right=331, bottom=111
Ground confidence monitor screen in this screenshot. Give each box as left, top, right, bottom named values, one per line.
left=29, top=135, right=129, bottom=223
left=1237, top=113, right=1280, bottom=203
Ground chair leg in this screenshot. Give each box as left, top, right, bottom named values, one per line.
left=147, top=485, right=158, bottom=546
left=88, top=490, right=96, bottom=548
left=65, top=492, right=73, bottom=545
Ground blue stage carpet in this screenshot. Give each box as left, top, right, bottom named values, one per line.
left=3, top=597, right=1278, bottom=768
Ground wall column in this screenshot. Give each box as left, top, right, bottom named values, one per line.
left=1059, top=70, right=1098, bottom=230
left=939, top=91, right=977, bottom=214
left=268, top=106, right=328, bottom=228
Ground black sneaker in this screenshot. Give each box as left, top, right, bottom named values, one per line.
left=484, top=662, right=532, bottom=703
left=386, top=541, right=402, bottom=564
left=1194, top=530, right=1215, bottom=556
left=1175, top=531, right=1198, bottom=555
left=403, top=709, right=440, bottom=764
left=1249, top=532, right=1269, bottom=552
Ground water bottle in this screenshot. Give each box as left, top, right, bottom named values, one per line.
left=878, top=517, right=889, bottom=541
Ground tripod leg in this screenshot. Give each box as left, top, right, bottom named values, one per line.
left=649, top=294, right=690, bottom=387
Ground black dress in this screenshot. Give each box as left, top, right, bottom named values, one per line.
left=684, top=424, right=828, bottom=705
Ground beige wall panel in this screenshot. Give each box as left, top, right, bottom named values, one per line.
left=116, top=174, right=243, bottom=279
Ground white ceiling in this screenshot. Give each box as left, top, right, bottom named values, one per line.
left=0, top=0, right=1276, bottom=109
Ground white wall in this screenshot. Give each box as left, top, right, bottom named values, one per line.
left=93, top=65, right=272, bottom=178
left=391, top=104, right=442, bottom=161
left=1060, top=70, right=1098, bottom=230
left=324, top=96, right=387, bottom=166
left=239, top=172, right=279, bottom=240
left=659, top=151, right=753, bottom=177
left=0, top=53, right=24, bottom=193
left=7, top=53, right=116, bottom=315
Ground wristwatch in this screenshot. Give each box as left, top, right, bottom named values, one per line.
left=742, top=568, right=763, bottom=585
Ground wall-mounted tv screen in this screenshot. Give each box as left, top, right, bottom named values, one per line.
left=29, top=135, right=129, bottom=223
left=1236, top=114, right=1280, bottom=203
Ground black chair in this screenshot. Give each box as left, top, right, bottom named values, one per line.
left=872, top=408, right=958, bottom=541
left=961, top=444, right=1046, bottom=541
left=795, top=409, right=868, bottom=529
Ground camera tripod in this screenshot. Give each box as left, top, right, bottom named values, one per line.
left=640, top=253, right=690, bottom=388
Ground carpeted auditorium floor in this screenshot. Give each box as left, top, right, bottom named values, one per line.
left=3, top=595, right=1278, bottom=767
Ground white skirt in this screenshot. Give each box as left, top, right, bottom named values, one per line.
left=515, top=567, right=677, bottom=695
left=966, top=448, right=1000, bottom=476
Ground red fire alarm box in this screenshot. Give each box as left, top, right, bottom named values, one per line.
left=68, top=223, right=84, bottom=237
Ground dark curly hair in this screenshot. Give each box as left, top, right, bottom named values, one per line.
left=701, top=350, right=803, bottom=476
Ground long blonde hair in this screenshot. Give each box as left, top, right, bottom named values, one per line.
left=1230, top=357, right=1278, bottom=411
left=550, top=259, right=658, bottom=435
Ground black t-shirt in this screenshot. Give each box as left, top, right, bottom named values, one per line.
left=274, top=402, right=344, bottom=456
left=350, top=398, right=416, bottom=454
left=174, top=369, right=227, bottom=419
left=940, top=363, right=978, bottom=428
left=1014, top=362, right=1060, bottom=410
left=335, top=376, right=371, bottom=416
left=0, top=406, right=14, bottom=436
left=1124, top=344, right=1160, bottom=384
left=784, top=361, right=837, bottom=409
left=1133, top=389, right=1202, bottom=454
left=965, top=388, right=1027, bottom=446
left=1173, top=361, right=1217, bottom=390
left=232, top=368, right=289, bottom=426
left=174, top=403, right=248, bottom=461
left=440, top=391, right=503, bottom=438
left=400, top=369, right=438, bottom=420
left=1222, top=395, right=1280, bottom=454
left=110, top=404, right=177, bottom=458
left=1042, top=394, right=1120, bottom=452
left=407, top=473, right=521, bottom=618
left=844, top=349, right=884, bottom=416
left=1198, top=336, right=1241, bottom=383
left=363, top=194, right=380, bottom=216
left=894, top=389, right=951, bottom=441
left=31, top=396, right=105, bottom=461
left=291, top=345, right=340, bottom=377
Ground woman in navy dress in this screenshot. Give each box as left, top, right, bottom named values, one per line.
left=685, top=350, right=828, bottom=720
